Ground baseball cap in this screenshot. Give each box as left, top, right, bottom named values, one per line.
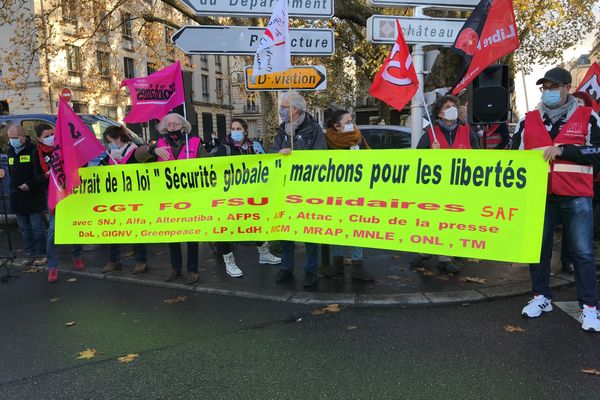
left=536, top=67, right=572, bottom=85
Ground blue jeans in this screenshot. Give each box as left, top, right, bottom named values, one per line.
left=47, top=213, right=82, bottom=269
left=109, top=244, right=147, bottom=263
left=169, top=242, right=198, bottom=273
left=531, top=197, right=598, bottom=307
left=16, top=213, right=46, bottom=257
left=331, top=245, right=363, bottom=261
left=281, top=241, right=318, bottom=273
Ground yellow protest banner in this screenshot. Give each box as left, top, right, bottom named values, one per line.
left=55, top=150, right=548, bottom=263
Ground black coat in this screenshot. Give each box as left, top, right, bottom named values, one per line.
left=269, top=113, right=327, bottom=152
left=7, top=138, right=47, bottom=214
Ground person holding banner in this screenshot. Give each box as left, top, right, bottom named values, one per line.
left=322, top=108, right=374, bottom=282
left=269, top=92, right=327, bottom=288
left=512, top=67, right=600, bottom=332
left=136, top=113, right=206, bottom=284
left=212, top=118, right=281, bottom=277
left=99, top=126, right=148, bottom=275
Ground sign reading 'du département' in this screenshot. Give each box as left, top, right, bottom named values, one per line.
left=55, top=150, right=548, bottom=264
left=367, top=0, right=479, bottom=8
left=244, top=65, right=327, bottom=91
left=172, top=26, right=334, bottom=55
left=180, top=0, right=334, bottom=18
left=367, top=15, right=466, bottom=46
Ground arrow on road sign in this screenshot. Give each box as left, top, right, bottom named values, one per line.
left=245, top=66, right=327, bottom=91
left=172, top=26, right=334, bottom=56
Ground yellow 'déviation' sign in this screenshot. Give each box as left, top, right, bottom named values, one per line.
left=55, top=150, right=548, bottom=263
left=245, top=65, right=327, bottom=91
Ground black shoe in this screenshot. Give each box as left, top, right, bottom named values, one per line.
left=561, top=262, right=575, bottom=274
left=303, top=272, right=318, bottom=288
left=351, top=261, right=375, bottom=282
left=275, top=269, right=294, bottom=283
left=323, top=257, right=344, bottom=278
left=439, top=261, right=460, bottom=273
left=409, top=254, right=431, bottom=268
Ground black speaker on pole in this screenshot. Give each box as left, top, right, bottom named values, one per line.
left=467, top=64, right=510, bottom=124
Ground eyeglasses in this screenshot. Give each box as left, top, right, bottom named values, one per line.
left=539, top=84, right=564, bottom=92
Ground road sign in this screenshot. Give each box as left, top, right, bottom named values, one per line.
left=367, top=0, right=478, bottom=8
left=244, top=65, right=327, bottom=91
left=180, top=0, right=334, bottom=18
left=367, top=15, right=466, bottom=46
left=172, top=26, right=334, bottom=56
left=60, top=88, right=72, bottom=102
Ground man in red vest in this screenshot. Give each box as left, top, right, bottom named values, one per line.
left=511, top=67, right=600, bottom=332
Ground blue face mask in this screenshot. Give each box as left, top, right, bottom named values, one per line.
left=107, top=143, right=120, bottom=150
left=9, top=138, right=23, bottom=149
left=231, top=130, right=245, bottom=142
left=279, top=108, right=290, bottom=123
left=542, top=90, right=562, bottom=108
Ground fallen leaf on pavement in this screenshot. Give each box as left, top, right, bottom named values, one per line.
left=23, top=268, right=40, bottom=273
left=511, top=263, right=528, bottom=268
left=310, top=309, right=326, bottom=316
left=124, top=251, right=134, bottom=258
left=415, top=267, right=433, bottom=277
left=435, top=275, right=450, bottom=281
left=76, top=348, right=97, bottom=360
left=464, top=276, right=486, bottom=284
left=387, top=275, right=402, bottom=280
left=311, top=303, right=341, bottom=315
left=163, top=296, right=188, bottom=304
left=117, top=353, right=139, bottom=364
left=504, top=324, right=526, bottom=333
left=346, top=325, right=358, bottom=331
left=65, top=321, right=76, bottom=327
left=581, top=368, right=600, bottom=376
left=49, top=298, right=60, bottom=302
left=66, top=278, right=77, bottom=282
left=466, top=258, right=481, bottom=263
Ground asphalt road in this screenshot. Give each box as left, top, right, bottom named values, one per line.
left=1, top=273, right=599, bottom=400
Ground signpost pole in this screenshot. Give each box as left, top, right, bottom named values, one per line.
left=410, top=7, right=425, bottom=148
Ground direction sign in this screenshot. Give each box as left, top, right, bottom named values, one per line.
left=244, top=65, right=327, bottom=91
left=367, top=0, right=478, bottom=8
left=172, top=26, right=334, bottom=56
left=367, top=15, right=466, bottom=46
left=180, top=0, right=334, bottom=18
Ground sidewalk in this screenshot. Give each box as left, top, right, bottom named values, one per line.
left=2, top=226, right=582, bottom=306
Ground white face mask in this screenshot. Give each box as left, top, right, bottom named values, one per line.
left=342, top=123, right=354, bottom=132
left=41, top=135, right=54, bottom=147
left=443, top=106, right=458, bottom=121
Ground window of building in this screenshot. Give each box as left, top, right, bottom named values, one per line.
left=201, top=75, right=209, bottom=100
left=577, top=55, right=591, bottom=65
left=123, top=57, right=135, bottom=79
left=202, top=112, right=214, bottom=137
left=97, top=105, right=118, bottom=120
left=200, top=55, right=208, bottom=70
left=216, top=78, right=223, bottom=102
left=66, top=45, right=81, bottom=74
left=62, top=0, right=77, bottom=24
left=121, top=12, right=133, bottom=38
left=147, top=62, right=157, bottom=75
left=72, top=101, right=89, bottom=113
left=96, top=51, right=110, bottom=78
left=216, top=114, right=227, bottom=136
left=215, top=55, right=222, bottom=73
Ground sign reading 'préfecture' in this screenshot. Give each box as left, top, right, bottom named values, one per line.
left=172, top=26, right=334, bottom=55
left=180, top=0, right=334, bottom=18
left=367, top=15, right=466, bottom=46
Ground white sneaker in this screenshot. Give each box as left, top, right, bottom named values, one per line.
left=579, top=306, right=600, bottom=332
left=257, top=242, right=281, bottom=265
left=223, top=252, right=243, bottom=278
left=521, top=295, right=553, bottom=318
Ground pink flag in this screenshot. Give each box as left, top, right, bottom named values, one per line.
left=121, top=62, right=185, bottom=123
left=48, top=98, right=105, bottom=210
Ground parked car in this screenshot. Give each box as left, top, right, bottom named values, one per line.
left=0, top=114, right=144, bottom=215
left=357, top=125, right=412, bottom=149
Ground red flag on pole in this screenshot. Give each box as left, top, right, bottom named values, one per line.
left=369, top=20, right=419, bottom=112
left=48, top=98, right=105, bottom=211
left=451, top=0, right=519, bottom=95
left=575, top=62, right=600, bottom=112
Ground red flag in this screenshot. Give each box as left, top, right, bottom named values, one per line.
left=48, top=98, right=105, bottom=210
left=575, top=62, right=600, bottom=112
left=369, top=20, right=419, bottom=111
left=451, top=0, right=519, bottom=95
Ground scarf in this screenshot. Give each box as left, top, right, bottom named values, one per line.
left=542, top=95, right=579, bottom=124
left=325, top=127, right=370, bottom=149
left=37, top=142, right=53, bottom=173
left=284, top=112, right=306, bottom=136
left=110, top=143, right=136, bottom=163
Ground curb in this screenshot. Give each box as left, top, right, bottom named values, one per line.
left=40, top=267, right=579, bottom=307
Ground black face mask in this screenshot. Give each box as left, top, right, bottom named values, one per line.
left=168, top=130, right=182, bottom=142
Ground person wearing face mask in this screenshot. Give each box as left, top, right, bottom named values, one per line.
left=321, top=108, right=374, bottom=282
left=269, top=92, right=327, bottom=288
left=6, top=124, right=47, bottom=269
left=412, top=95, right=479, bottom=273
left=98, top=126, right=149, bottom=275
left=212, top=118, right=280, bottom=278
left=511, top=67, right=600, bottom=332
left=32, top=123, right=85, bottom=282
left=136, top=113, right=208, bottom=285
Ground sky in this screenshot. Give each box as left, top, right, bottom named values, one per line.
left=514, top=5, right=599, bottom=115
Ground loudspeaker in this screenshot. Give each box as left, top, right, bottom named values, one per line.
left=467, top=64, right=510, bottom=124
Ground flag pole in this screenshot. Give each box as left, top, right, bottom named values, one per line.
left=419, top=89, right=436, bottom=142
left=288, top=68, right=294, bottom=152
left=182, top=101, right=189, bottom=159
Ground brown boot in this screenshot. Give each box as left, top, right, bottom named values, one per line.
left=351, top=260, right=374, bottom=282
left=324, top=256, right=344, bottom=278
left=186, top=272, right=199, bottom=284
left=165, top=270, right=182, bottom=282
left=102, top=261, right=122, bottom=273
left=132, top=263, right=147, bottom=274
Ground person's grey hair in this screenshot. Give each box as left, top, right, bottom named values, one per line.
left=157, top=113, right=192, bottom=134
left=280, top=91, right=307, bottom=113
left=7, top=124, right=25, bottom=136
